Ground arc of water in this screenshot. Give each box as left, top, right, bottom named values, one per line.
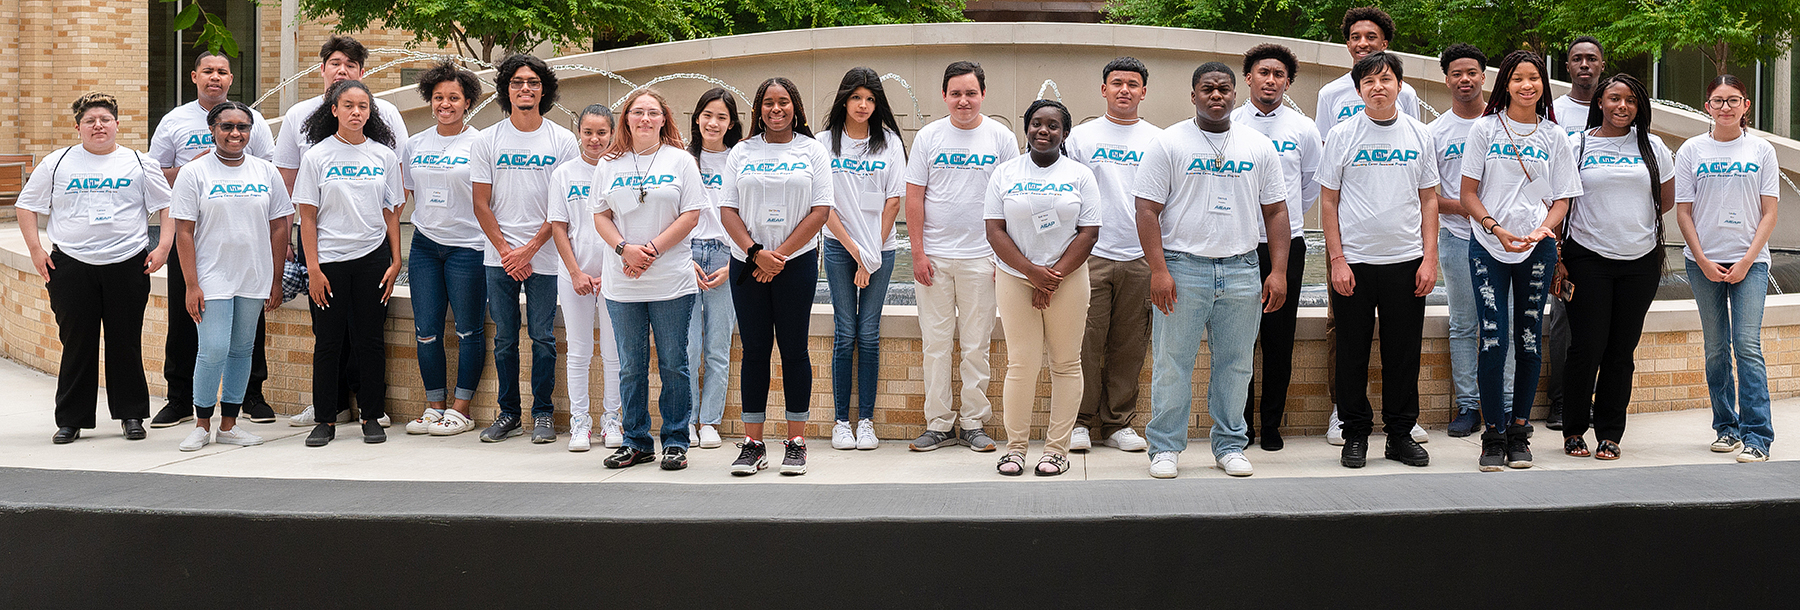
left=880, top=73, right=923, bottom=129
left=1037, top=80, right=1062, bottom=103
left=614, top=73, right=750, bottom=109
left=1649, top=98, right=1800, bottom=198
left=1417, top=98, right=1442, bottom=119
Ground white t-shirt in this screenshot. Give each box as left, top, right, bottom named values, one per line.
left=1567, top=128, right=1674, bottom=260
left=403, top=127, right=485, bottom=250
left=1460, top=114, right=1583, bottom=264
left=1131, top=119, right=1287, bottom=258
left=1066, top=117, right=1162, bottom=260
left=1429, top=111, right=1480, bottom=238
left=903, top=116, right=1020, bottom=259
left=149, top=100, right=275, bottom=168
left=1676, top=133, right=1779, bottom=265
left=273, top=94, right=408, bottom=170
left=691, top=148, right=730, bottom=242
left=468, top=118, right=580, bottom=273
left=1315, top=72, right=1421, bottom=140
left=719, top=133, right=834, bottom=262
left=1232, top=104, right=1322, bottom=241
left=590, top=147, right=709, bottom=302
left=17, top=146, right=171, bottom=265
left=290, top=136, right=404, bottom=263
left=1315, top=113, right=1440, bottom=264
left=547, top=159, right=605, bottom=277
left=1552, top=95, right=1591, bottom=134
left=821, top=129, right=908, bottom=271
left=982, top=155, right=1103, bottom=278
left=169, top=154, right=294, bottom=299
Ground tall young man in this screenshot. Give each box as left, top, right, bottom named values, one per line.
left=147, top=51, right=280, bottom=427
left=1067, top=57, right=1160, bottom=454
left=1541, top=37, right=1606, bottom=429
left=905, top=61, right=1019, bottom=453
left=471, top=54, right=579, bottom=444
left=1231, top=43, right=1321, bottom=451
left=1135, top=62, right=1290, bottom=479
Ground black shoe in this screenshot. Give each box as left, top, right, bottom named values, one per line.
left=1505, top=423, right=1534, bottom=468
left=1259, top=427, right=1284, bottom=452
left=1545, top=404, right=1564, bottom=430
left=1447, top=408, right=1482, bottom=437
left=362, top=419, right=386, bottom=444
left=305, top=423, right=335, bottom=447
left=240, top=396, right=276, bottom=423
left=1340, top=435, right=1368, bottom=468
left=121, top=419, right=146, bottom=441
left=604, top=446, right=656, bottom=469
left=52, top=427, right=80, bottom=444
left=149, top=403, right=193, bottom=428
left=660, top=446, right=689, bottom=471
left=1385, top=435, right=1430, bottom=467
left=731, top=440, right=768, bottom=476
left=1479, top=429, right=1506, bottom=472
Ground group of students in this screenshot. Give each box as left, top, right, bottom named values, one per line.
left=23, top=7, right=1779, bottom=477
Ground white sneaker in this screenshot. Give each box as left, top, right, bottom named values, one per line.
left=601, top=416, right=623, bottom=448
left=214, top=427, right=264, bottom=446
left=1149, top=451, right=1179, bottom=479
left=855, top=420, right=878, bottom=450
left=832, top=420, right=856, bottom=450
left=568, top=424, right=592, bottom=452
left=289, top=405, right=352, bottom=427
left=377, top=414, right=391, bottom=428
left=1105, top=428, right=1148, bottom=452
left=178, top=427, right=211, bottom=452
left=697, top=424, right=722, bottom=449
left=1326, top=407, right=1345, bottom=446
left=1411, top=423, right=1430, bottom=444
left=1216, top=451, right=1254, bottom=477
left=1070, top=426, right=1092, bottom=451
left=406, top=409, right=444, bottom=435
left=427, top=410, right=474, bottom=436
left=688, top=423, right=698, bottom=446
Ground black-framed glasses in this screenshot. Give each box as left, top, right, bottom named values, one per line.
left=1707, top=96, right=1747, bottom=109
left=215, top=122, right=254, bottom=133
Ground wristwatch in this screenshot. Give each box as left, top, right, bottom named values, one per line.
left=614, top=242, right=627, bottom=255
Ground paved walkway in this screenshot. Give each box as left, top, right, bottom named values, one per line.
left=5, top=356, right=1794, bottom=484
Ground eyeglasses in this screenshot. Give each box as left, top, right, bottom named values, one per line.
left=628, top=109, right=664, bottom=119
left=1707, top=96, right=1747, bottom=109
left=78, top=115, right=116, bottom=127
left=508, top=79, right=543, bottom=90
left=215, top=122, right=253, bottom=133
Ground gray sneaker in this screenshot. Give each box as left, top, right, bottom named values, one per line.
left=480, top=414, right=522, bottom=443
left=959, top=428, right=997, bottom=452
left=909, top=429, right=958, bottom=452
left=531, top=415, right=556, bottom=444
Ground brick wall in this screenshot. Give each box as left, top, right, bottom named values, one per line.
left=0, top=0, right=152, bottom=154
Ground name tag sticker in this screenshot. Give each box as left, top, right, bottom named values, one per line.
left=425, top=188, right=449, bottom=208
left=1720, top=208, right=1746, bottom=230
left=1031, top=208, right=1061, bottom=235
left=763, top=203, right=788, bottom=227
left=1208, top=193, right=1233, bottom=215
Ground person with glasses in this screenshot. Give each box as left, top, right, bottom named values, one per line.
left=1676, top=75, right=1780, bottom=463
left=19, top=92, right=173, bottom=444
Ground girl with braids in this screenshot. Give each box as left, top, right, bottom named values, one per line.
left=1558, top=73, right=1673, bottom=460
left=1676, top=74, right=1780, bottom=463
left=984, top=99, right=1100, bottom=476
left=294, top=80, right=405, bottom=447
left=1457, top=50, right=1583, bottom=472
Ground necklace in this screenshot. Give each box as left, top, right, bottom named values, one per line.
left=1105, top=113, right=1140, bottom=125
left=580, top=150, right=602, bottom=165
left=1502, top=113, right=1540, bottom=138
left=1199, top=127, right=1230, bottom=164
left=630, top=142, right=661, bottom=204
left=214, top=149, right=245, bottom=162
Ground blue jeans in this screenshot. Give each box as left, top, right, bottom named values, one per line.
left=192, top=296, right=263, bottom=417
left=1687, top=259, right=1773, bottom=451
left=823, top=239, right=895, bottom=422
left=1145, top=251, right=1261, bottom=458
left=485, top=267, right=557, bottom=419
left=687, top=239, right=736, bottom=427
left=609, top=295, right=695, bottom=451
left=1470, top=238, right=1556, bottom=432
left=1439, top=228, right=1514, bottom=415
left=409, top=233, right=487, bottom=402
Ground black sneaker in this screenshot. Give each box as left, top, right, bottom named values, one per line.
left=780, top=437, right=807, bottom=476
left=1447, top=408, right=1482, bottom=437
left=1479, top=429, right=1506, bottom=472
left=603, top=446, right=656, bottom=469
left=731, top=441, right=767, bottom=476
left=480, top=414, right=522, bottom=443
left=531, top=415, right=556, bottom=444
left=1385, top=435, right=1430, bottom=467
left=660, top=446, right=689, bottom=471
left=1545, top=404, right=1564, bottom=430
left=1259, top=427, right=1284, bottom=452
left=1340, top=435, right=1368, bottom=468
left=240, top=396, right=277, bottom=423
left=362, top=419, right=386, bottom=444
left=150, top=403, right=193, bottom=428
left=305, top=423, right=335, bottom=447
left=1505, top=423, right=1534, bottom=469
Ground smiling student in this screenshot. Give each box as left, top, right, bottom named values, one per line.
left=549, top=104, right=620, bottom=453
left=683, top=87, right=743, bottom=451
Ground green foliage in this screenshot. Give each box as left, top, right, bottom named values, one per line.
left=163, top=0, right=242, bottom=57
left=1540, top=0, right=1800, bottom=74
left=694, top=0, right=965, bottom=36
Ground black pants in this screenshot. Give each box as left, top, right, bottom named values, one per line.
left=1562, top=239, right=1661, bottom=443
left=1330, top=258, right=1426, bottom=438
left=1246, top=236, right=1305, bottom=433
left=730, top=249, right=817, bottom=423
left=309, top=249, right=390, bottom=423
left=165, top=246, right=268, bottom=409
left=47, top=249, right=151, bottom=428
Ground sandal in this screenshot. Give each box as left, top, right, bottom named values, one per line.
left=1564, top=436, right=1590, bottom=457
left=1594, top=440, right=1620, bottom=461
left=997, top=451, right=1026, bottom=476
left=1035, top=452, right=1070, bottom=477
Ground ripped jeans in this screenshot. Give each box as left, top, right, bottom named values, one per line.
left=1470, top=238, right=1557, bottom=433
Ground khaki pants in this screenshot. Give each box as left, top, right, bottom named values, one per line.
left=1077, top=256, right=1150, bottom=436
left=917, top=256, right=998, bottom=432
left=997, top=264, right=1089, bottom=455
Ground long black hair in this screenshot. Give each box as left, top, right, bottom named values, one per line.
left=822, top=67, right=903, bottom=157
left=1022, top=98, right=1073, bottom=157
left=302, top=80, right=397, bottom=148
left=687, top=87, right=743, bottom=158
left=1483, top=50, right=1555, bottom=123
left=748, top=77, right=812, bottom=139
left=1583, top=73, right=1664, bottom=265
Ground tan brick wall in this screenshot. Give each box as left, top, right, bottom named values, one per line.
left=0, top=0, right=152, bottom=155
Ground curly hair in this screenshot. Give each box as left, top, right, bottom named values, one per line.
left=1439, top=43, right=1487, bottom=75
left=1243, top=44, right=1297, bottom=80
left=493, top=54, right=558, bottom=116
left=70, top=92, right=118, bottom=123
left=1341, top=6, right=1396, bottom=42
left=301, top=80, right=397, bottom=148
left=416, top=60, right=481, bottom=111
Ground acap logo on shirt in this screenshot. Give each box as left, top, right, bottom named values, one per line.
left=1696, top=160, right=1761, bottom=176
left=1185, top=157, right=1255, bottom=174
left=1581, top=154, right=1645, bottom=168
left=183, top=133, right=215, bottom=148
left=1269, top=140, right=1299, bottom=154
left=412, top=154, right=470, bottom=167
left=566, top=184, right=591, bottom=199
left=1089, top=147, right=1144, bottom=164
left=65, top=177, right=133, bottom=190
left=324, top=165, right=384, bottom=179
left=496, top=154, right=557, bottom=167
left=1442, top=142, right=1466, bottom=161
left=1005, top=181, right=1076, bottom=194
left=1336, top=105, right=1366, bottom=121
left=741, top=161, right=808, bottom=173
left=831, top=158, right=887, bottom=173
left=931, top=152, right=997, bottom=168
left=700, top=172, right=723, bottom=187
left=207, top=182, right=271, bottom=197
left=1487, top=143, right=1551, bottom=161
left=1352, top=148, right=1421, bottom=164
left=610, top=174, right=676, bottom=189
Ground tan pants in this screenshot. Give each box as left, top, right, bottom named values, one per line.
left=917, top=256, right=998, bottom=432
left=997, top=264, right=1089, bottom=455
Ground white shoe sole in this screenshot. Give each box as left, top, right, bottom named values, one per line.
left=832, top=439, right=856, bottom=450
left=1712, top=442, right=1743, bottom=453
left=780, top=464, right=807, bottom=475
left=731, top=458, right=767, bottom=476
left=568, top=441, right=591, bottom=453
left=1104, top=439, right=1148, bottom=452
left=428, top=424, right=473, bottom=436
left=1149, top=467, right=1177, bottom=479
left=604, top=434, right=623, bottom=449
left=215, top=436, right=263, bottom=447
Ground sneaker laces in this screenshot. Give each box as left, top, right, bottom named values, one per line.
left=734, top=441, right=763, bottom=462
left=784, top=440, right=806, bottom=461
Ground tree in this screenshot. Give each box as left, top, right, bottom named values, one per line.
left=162, top=0, right=243, bottom=57
left=297, top=0, right=695, bottom=64
left=1102, top=0, right=1554, bottom=60
left=683, top=0, right=965, bottom=39
left=1541, top=0, right=1800, bottom=75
